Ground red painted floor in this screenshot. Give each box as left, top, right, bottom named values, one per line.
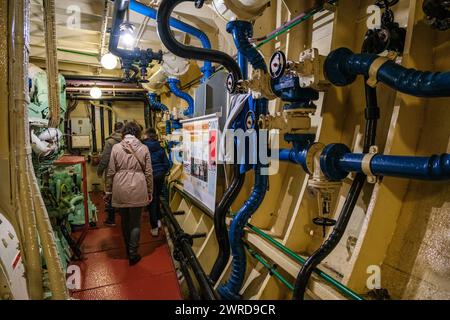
left=69, top=192, right=183, bottom=300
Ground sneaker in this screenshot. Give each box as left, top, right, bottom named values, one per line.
left=129, top=254, right=141, bottom=266
left=104, top=220, right=116, bottom=227
left=151, top=228, right=159, bottom=237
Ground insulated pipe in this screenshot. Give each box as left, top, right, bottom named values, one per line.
left=148, top=93, right=169, bottom=112
left=226, top=20, right=267, bottom=72
left=43, top=0, right=61, bottom=128
left=12, top=0, right=68, bottom=299
left=218, top=166, right=268, bottom=299
left=322, top=145, right=450, bottom=181
left=11, top=0, right=43, bottom=299
left=167, top=78, right=194, bottom=116
left=157, top=0, right=242, bottom=81
left=129, top=0, right=214, bottom=81
left=324, top=47, right=450, bottom=97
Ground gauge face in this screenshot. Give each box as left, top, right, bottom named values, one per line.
left=245, top=111, right=255, bottom=129
left=226, top=73, right=236, bottom=94
left=269, top=50, right=287, bottom=79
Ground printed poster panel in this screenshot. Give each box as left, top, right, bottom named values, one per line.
left=182, top=116, right=218, bottom=213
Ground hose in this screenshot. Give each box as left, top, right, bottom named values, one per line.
left=209, top=158, right=245, bottom=284
left=226, top=20, right=267, bottom=72
left=217, top=166, right=268, bottom=300
left=324, top=47, right=450, bottom=97
left=156, top=0, right=242, bottom=81
left=148, top=93, right=169, bottom=112
left=129, top=0, right=214, bottom=81
left=209, top=95, right=249, bottom=284
left=167, top=78, right=194, bottom=116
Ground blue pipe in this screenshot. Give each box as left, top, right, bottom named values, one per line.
left=217, top=166, right=268, bottom=300
left=217, top=21, right=272, bottom=299
left=324, top=47, right=450, bottom=97
left=167, top=78, right=194, bottom=117
left=148, top=93, right=169, bottom=112
left=226, top=20, right=267, bottom=73
left=320, top=143, right=450, bottom=181
left=129, top=0, right=214, bottom=82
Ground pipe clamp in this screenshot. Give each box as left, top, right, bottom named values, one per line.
left=362, top=145, right=378, bottom=183
left=367, top=57, right=389, bottom=87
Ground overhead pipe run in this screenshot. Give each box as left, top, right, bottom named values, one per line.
left=157, top=0, right=242, bottom=81
left=167, top=78, right=194, bottom=116
left=324, top=47, right=450, bottom=97
left=129, top=0, right=214, bottom=82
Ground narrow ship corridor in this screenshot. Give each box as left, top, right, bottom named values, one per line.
left=69, top=193, right=182, bottom=300
left=1, top=0, right=450, bottom=304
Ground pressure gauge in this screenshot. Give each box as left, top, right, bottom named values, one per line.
left=269, top=50, right=287, bottom=79
left=226, top=72, right=237, bottom=94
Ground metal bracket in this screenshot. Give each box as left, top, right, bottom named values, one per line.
left=367, top=52, right=397, bottom=87
left=362, top=145, right=379, bottom=183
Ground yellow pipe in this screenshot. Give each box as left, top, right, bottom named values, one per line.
left=14, top=0, right=68, bottom=300
left=30, top=162, right=69, bottom=300
left=43, top=0, right=60, bottom=128
left=9, top=0, right=43, bottom=300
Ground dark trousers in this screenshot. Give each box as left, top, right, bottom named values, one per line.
left=148, top=175, right=165, bottom=229
left=119, top=207, right=142, bottom=258
left=106, top=198, right=115, bottom=222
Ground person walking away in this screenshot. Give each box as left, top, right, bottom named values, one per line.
left=143, top=128, right=170, bottom=237
left=97, top=122, right=124, bottom=227
left=105, top=122, right=153, bottom=266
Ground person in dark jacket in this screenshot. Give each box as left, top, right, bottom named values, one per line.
left=98, top=122, right=123, bottom=226
left=143, top=128, right=170, bottom=236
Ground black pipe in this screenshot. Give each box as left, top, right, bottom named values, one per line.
left=100, top=101, right=105, bottom=149
left=144, top=96, right=151, bottom=129
left=90, top=103, right=98, bottom=153
left=209, top=149, right=245, bottom=284
left=71, top=95, right=148, bottom=101
left=64, top=75, right=127, bottom=82
left=165, top=220, right=201, bottom=300
left=156, top=0, right=242, bottom=81
left=108, top=103, right=113, bottom=136
left=293, top=36, right=380, bottom=300
left=161, top=199, right=218, bottom=300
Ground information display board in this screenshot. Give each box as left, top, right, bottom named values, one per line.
left=181, top=114, right=219, bottom=213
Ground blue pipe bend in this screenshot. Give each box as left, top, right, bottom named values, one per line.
left=130, top=0, right=214, bottom=81
left=217, top=167, right=268, bottom=300
left=167, top=78, right=194, bottom=116
left=324, top=47, right=450, bottom=97
left=148, top=93, right=169, bottom=112
left=226, top=20, right=267, bottom=73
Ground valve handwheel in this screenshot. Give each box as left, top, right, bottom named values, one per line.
left=269, top=50, right=287, bottom=79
